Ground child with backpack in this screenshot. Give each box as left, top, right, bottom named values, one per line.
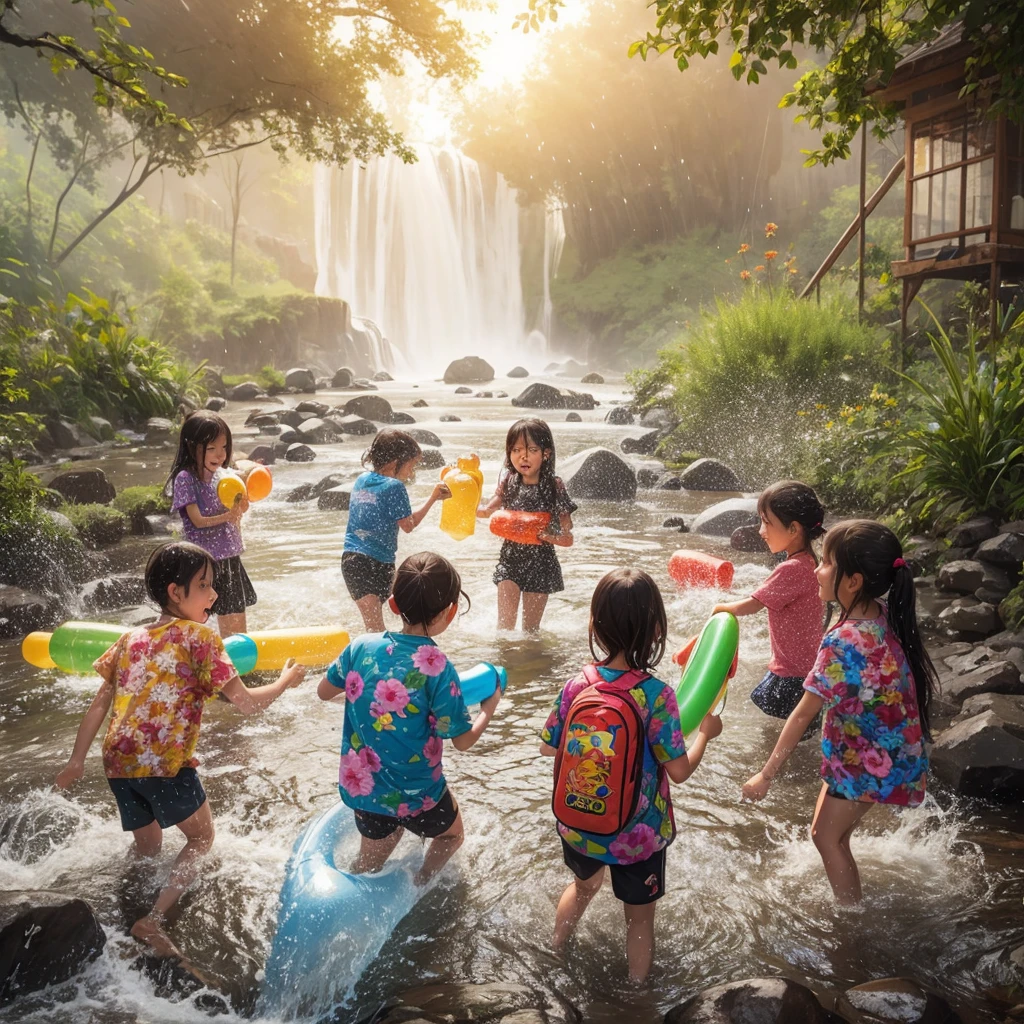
left=539, top=568, right=722, bottom=982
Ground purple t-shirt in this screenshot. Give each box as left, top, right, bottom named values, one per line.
left=171, top=470, right=243, bottom=560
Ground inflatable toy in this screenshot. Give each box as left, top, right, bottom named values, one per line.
left=439, top=455, right=483, bottom=541
left=489, top=509, right=551, bottom=546
left=457, top=661, right=507, bottom=705
left=673, top=611, right=739, bottom=739
left=243, top=626, right=348, bottom=670
left=667, top=549, right=735, bottom=590
left=21, top=631, right=57, bottom=670
left=216, top=472, right=246, bottom=508
left=245, top=464, right=273, bottom=501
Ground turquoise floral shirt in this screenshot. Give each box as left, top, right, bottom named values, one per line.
left=541, top=667, right=686, bottom=865
left=326, top=632, right=471, bottom=817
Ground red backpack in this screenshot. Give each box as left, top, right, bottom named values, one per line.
left=552, top=665, right=649, bottom=836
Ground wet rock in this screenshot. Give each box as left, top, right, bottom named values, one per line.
left=277, top=427, right=299, bottom=445
left=620, top=429, right=662, bottom=456
left=507, top=366, right=528, bottom=378
left=443, top=356, right=494, bottom=384
left=838, top=976, right=963, bottom=1023
left=732, top=524, right=768, bottom=553
left=285, top=483, right=314, bottom=503
left=581, top=372, right=604, bottom=384
left=639, top=406, right=677, bottom=430
left=930, top=692, right=1024, bottom=801
left=82, top=574, right=148, bottom=612
left=373, top=370, right=393, bottom=382
left=318, top=486, right=351, bottom=512
left=331, top=415, right=377, bottom=436
left=87, top=416, right=114, bottom=441
left=665, top=976, right=835, bottom=1023
left=144, top=417, right=175, bottom=444
left=246, top=444, right=276, bottom=465
left=295, top=400, right=329, bottom=417
left=131, top=954, right=230, bottom=1011
left=417, top=448, right=447, bottom=470
left=663, top=516, right=689, bottom=532
left=0, top=585, right=63, bottom=638
left=257, top=423, right=283, bottom=436
left=604, top=406, right=633, bottom=425
left=285, top=367, right=317, bottom=392
left=284, top=473, right=349, bottom=504
left=409, top=429, right=442, bottom=447
left=412, top=398, right=429, bottom=408
left=0, top=897, right=105, bottom=1005
left=947, top=517, right=998, bottom=548
left=227, top=382, right=264, bottom=401
left=512, top=382, right=595, bottom=410
left=454, top=386, right=473, bottom=394
left=296, top=418, right=342, bottom=444
left=496, top=391, right=509, bottom=398
left=999, top=520, right=1024, bottom=536
left=344, top=394, right=394, bottom=423
left=439, top=415, right=461, bottom=423
left=937, top=560, right=988, bottom=594
left=905, top=537, right=945, bottom=576
left=245, top=408, right=274, bottom=425
left=389, top=412, right=416, bottom=424
left=332, top=366, right=354, bottom=388
left=691, top=497, right=759, bottom=538
left=554, top=358, right=588, bottom=377
left=976, top=532, right=1024, bottom=567
left=315, top=376, right=333, bottom=390
left=46, top=418, right=99, bottom=450
left=203, top=367, right=226, bottom=397
left=988, top=629, right=1024, bottom=652
left=285, top=443, right=316, bottom=463
left=637, top=468, right=660, bottom=488
left=49, top=468, right=116, bottom=505
left=566, top=412, right=582, bottom=423
left=560, top=446, right=636, bottom=500
left=658, top=473, right=682, bottom=490
left=680, top=458, right=742, bottom=492
left=938, top=597, right=1002, bottom=636
left=938, top=659, right=1023, bottom=705
left=142, top=514, right=175, bottom=537
left=474, top=390, right=494, bottom=398
left=278, top=409, right=311, bottom=429
left=349, top=377, right=378, bottom=390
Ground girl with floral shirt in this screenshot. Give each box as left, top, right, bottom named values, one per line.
left=540, top=568, right=722, bottom=983
left=55, top=542, right=305, bottom=962
left=742, top=520, right=937, bottom=905
left=318, top=552, right=500, bottom=886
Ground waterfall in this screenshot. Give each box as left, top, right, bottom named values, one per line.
left=540, top=203, right=566, bottom=350
left=314, top=145, right=526, bottom=374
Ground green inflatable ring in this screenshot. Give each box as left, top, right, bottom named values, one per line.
left=48, top=622, right=126, bottom=674
left=674, top=612, right=739, bottom=737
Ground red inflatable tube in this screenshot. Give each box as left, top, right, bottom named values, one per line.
left=667, top=549, right=735, bottom=590
left=489, top=509, right=552, bottom=545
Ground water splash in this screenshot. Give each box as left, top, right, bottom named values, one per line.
left=540, top=203, right=566, bottom=351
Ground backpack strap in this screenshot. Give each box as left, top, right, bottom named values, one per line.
left=581, top=663, right=650, bottom=691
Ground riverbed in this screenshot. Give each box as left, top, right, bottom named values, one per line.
left=1, top=376, right=1022, bottom=1023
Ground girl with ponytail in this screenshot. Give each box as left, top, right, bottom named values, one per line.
left=741, top=520, right=935, bottom=904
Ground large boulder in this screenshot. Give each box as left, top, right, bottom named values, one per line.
left=331, top=366, right=354, bottom=388
left=417, top=448, right=447, bottom=470
left=408, top=428, right=442, bottom=447
left=732, top=525, right=769, bottom=553
left=581, top=372, right=605, bottom=384
left=389, top=412, right=416, bottom=424
left=512, top=383, right=595, bottom=411
left=639, top=406, right=677, bottom=429
left=0, top=585, right=63, bottom=639
left=691, top=497, right=759, bottom=538
left=621, top=429, right=661, bottom=456
left=343, top=394, right=394, bottom=423
left=838, top=977, right=963, bottom=1024
left=443, top=356, right=494, bottom=385
left=937, top=658, right=1023, bottom=706
left=604, top=406, right=633, bottom=425
left=975, top=532, right=1024, bottom=567
left=947, top=517, right=998, bottom=548
left=205, top=396, right=226, bottom=411
left=48, top=469, right=115, bottom=505
left=279, top=409, right=314, bottom=429
left=81, top=574, right=148, bottom=612
left=930, top=692, right=1024, bottom=801
left=559, top=446, right=636, bottom=500
left=937, top=560, right=988, bottom=594
left=507, top=366, right=529, bottom=378
left=285, top=443, right=316, bottom=463
left=665, top=977, right=835, bottom=1024
left=329, top=414, right=376, bottom=436
left=285, top=367, right=317, bottom=392
left=87, top=416, right=114, bottom=441
left=46, top=419, right=99, bottom=450
left=295, top=400, right=329, bottom=416
left=938, top=597, right=1002, bottom=637
left=296, top=418, right=341, bottom=444
left=246, top=444, right=276, bottom=465
left=227, top=381, right=264, bottom=402
left=317, top=486, right=351, bottom=512
left=679, top=458, right=743, bottom=492
left=144, top=417, right=175, bottom=444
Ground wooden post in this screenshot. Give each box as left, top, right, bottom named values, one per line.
left=858, top=121, right=868, bottom=320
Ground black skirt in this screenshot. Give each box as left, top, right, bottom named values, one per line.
left=211, top=556, right=257, bottom=615
left=493, top=540, right=564, bottom=594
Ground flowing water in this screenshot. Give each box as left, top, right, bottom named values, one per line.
left=2, top=378, right=1023, bottom=1024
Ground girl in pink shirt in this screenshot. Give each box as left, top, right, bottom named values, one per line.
left=713, top=481, right=826, bottom=720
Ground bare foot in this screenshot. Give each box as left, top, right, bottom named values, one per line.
left=130, top=915, right=182, bottom=959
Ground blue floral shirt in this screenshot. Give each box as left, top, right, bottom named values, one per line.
left=343, top=472, right=412, bottom=565
left=541, top=667, right=687, bottom=865
left=326, top=632, right=471, bottom=817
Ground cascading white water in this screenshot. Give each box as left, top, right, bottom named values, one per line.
left=540, top=203, right=566, bottom=350
left=314, top=145, right=525, bottom=374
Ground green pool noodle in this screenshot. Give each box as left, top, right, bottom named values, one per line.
left=675, top=612, right=739, bottom=736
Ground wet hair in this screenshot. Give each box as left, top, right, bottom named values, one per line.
left=391, top=551, right=470, bottom=627
left=823, top=519, right=936, bottom=739
left=166, top=410, right=232, bottom=494
left=758, top=480, right=826, bottom=559
left=362, top=429, right=422, bottom=473
left=589, top=568, right=667, bottom=672
left=145, top=541, right=215, bottom=612
left=502, top=418, right=558, bottom=513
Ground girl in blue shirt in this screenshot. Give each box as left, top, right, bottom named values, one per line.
left=318, top=552, right=500, bottom=885
left=343, top=429, right=449, bottom=632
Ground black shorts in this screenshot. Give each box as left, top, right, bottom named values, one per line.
left=212, top=556, right=257, bottom=616
left=108, top=768, right=207, bottom=832
left=561, top=838, right=666, bottom=905
left=351, top=789, right=459, bottom=840
left=493, top=540, right=564, bottom=594
left=342, top=551, right=395, bottom=603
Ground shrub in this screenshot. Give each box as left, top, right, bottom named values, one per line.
left=62, top=503, right=128, bottom=547
left=112, top=485, right=171, bottom=534
left=1000, top=576, right=1024, bottom=631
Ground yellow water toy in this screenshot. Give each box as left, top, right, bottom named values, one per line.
left=439, top=455, right=484, bottom=541
left=245, top=626, right=349, bottom=669
left=217, top=471, right=247, bottom=508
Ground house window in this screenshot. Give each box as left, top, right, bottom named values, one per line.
left=1007, top=122, right=1024, bottom=232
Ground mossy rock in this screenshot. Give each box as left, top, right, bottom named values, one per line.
left=112, top=486, right=171, bottom=535
left=62, top=503, right=128, bottom=547
left=0, top=514, right=87, bottom=593
left=999, top=578, right=1024, bottom=630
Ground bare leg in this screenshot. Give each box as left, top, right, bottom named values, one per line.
left=521, top=592, right=550, bottom=633
left=552, top=867, right=604, bottom=950
left=414, top=809, right=464, bottom=886
left=217, top=612, right=246, bottom=638
left=623, top=901, right=657, bottom=983
left=496, top=581, right=521, bottom=631
left=355, top=594, right=386, bottom=633
left=350, top=829, right=404, bottom=875
left=130, top=801, right=215, bottom=958
left=809, top=783, right=873, bottom=905
left=131, top=820, right=163, bottom=858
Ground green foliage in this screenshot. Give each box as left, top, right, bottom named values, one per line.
left=223, top=365, right=287, bottom=391
left=61, top=501, right=128, bottom=547
left=111, top=484, right=170, bottom=533
left=1000, top=577, right=1024, bottom=632
left=631, top=289, right=887, bottom=486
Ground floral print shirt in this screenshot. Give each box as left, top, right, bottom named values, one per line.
left=541, top=667, right=687, bottom=865
left=803, top=610, right=927, bottom=806
left=325, top=631, right=471, bottom=817
left=95, top=620, right=237, bottom=779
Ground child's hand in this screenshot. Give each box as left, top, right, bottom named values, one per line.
left=433, top=483, right=451, bottom=501
left=280, top=658, right=306, bottom=688
left=742, top=772, right=772, bottom=802
left=227, top=502, right=245, bottom=525
left=480, top=687, right=501, bottom=716
left=55, top=761, right=83, bottom=789
left=711, top=603, right=731, bottom=615
left=699, top=712, right=723, bottom=740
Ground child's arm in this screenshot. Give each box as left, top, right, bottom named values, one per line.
left=476, top=491, right=503, bottom=518
left=743, top=692, right=824, bottom=800
left=220, top=659, right=305, bottom=714
left=539, top=741, right=557, bottom=756
left=184, top=500, right=246, bottom=530
left=450, top=688, right=500, bottom=751
left=317, top=675, right=347, bottom=702
left=664, top=712, right=722, bottom=783
left=398, top=482, right=450, bottom=533
left=712, top=597, right=764, bottom=617
left=539, top=512, right=574, bottom=548
left=55, top=676, right=116, bottom=788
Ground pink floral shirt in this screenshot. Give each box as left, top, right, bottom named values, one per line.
left=95, top=620, right=237, bottom=779
left=325, top=631, right=471, bottom=817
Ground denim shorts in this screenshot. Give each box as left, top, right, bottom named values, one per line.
left=108, top=767, right=207, bottom=832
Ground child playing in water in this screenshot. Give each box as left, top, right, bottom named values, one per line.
left=540, top=568, right=721, bottom=982
left=742, top=520, right=936, bottom=904
left=713, top=481, right=826, bottom=722
left=168, top=410, right=253, bottom=638
left=55, top=541, right=305, bottom=959
left=477, top=418, right=576, bottom=632
left=318, top=551, right=500, bottom=885
left=343, top=429, right=450, bottom=633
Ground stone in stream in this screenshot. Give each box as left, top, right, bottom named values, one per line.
left=937, top=560, right=988, bottom=594
left=373, top=370, right=393, bottom=381
left=512, top=382, right=595, bottom=410
left=408, top=428, right=442, bottom=447
left=46, top=418, right=99, bottom=450
left=581, top=372, right=605, bottom=384
left=664, top=977, right=835, bottom=1024
left=620, top=429, right=661, bottom=456
left=246, top=444, right=276, bottom=464
left=690, top=497, right=759, bottom=538
left=318, top=486, right=352, bottom=512
left=285, top=367, right=317, bottom=392
left=82, top=574, right=149, bottom=612
left=604, top=406, right=633, bottom=425
left=144, top=417, right=175, bottom=444
left=296, top=418, right=341, bottom=444
left=285, top=443, right=316, bottom=463
left=637, top=468, right=660, bottom=488
left=330, top=414, right=376, bottom=436
left=389, top=412, right=416, bottom=424
left=285, top=473, right=349, bottom=504
left=938, top=597, right=1002, bottom=636
left=559, top=446, right=636, bottom=500
left=495, top=391, right=508, bottom=398
left=417, top=448, right=447, bottom=470
left=295, top=400, right=329, bottom=417
left=412, top=398, right=429, bottom=407
left=278, top=409, right=313, bottom=429
left=87, top=416, right=114, bottom=441
left=454, top=386, right=473, bottom=394
left=332, top=366, right=354, bottom=388
left=838, top=977, right=962, bottom=1024
left=731, top=524, right=768, bottom=553
left=276, top=427, right=299, bottom=445
left=507, top=366, right=528, bottom=378
left=663, top=516, right=689, bottom=532
left=565, top=412, right=582, bottom=423
left=443, top=356, right=494, bottom=384
left=473, top=390, right=494, bottom=398
left=679, top=457, right=742, bottom=492
left=937, top=658, right=1023, bottom=706
left=947, top=516, right=998, bottom=548
left=343, top=394, right=393, bottom=423
left=227, top=382, right=264, bottom=401
left=439, top=415, right=461, bottom=422
left=49, top=468, right=116, bottom=505
left=975, top=532, right=1024, bottom=567
left=0, top=585, right=62, bottom=638
left=657, top=473, right=682, bottom=490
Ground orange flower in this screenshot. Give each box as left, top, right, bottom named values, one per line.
left=737, top=243, right=750, bottom=254
left=754, top=265, right=765, bottom=272
left=765, top=222, right=778, bottom=238
left=740, top=269, right=751, bottom=280
left=788, top=267, right=797, bottom=275
left=764, top=250, right=778, bottom=261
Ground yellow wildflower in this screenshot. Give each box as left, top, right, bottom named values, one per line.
left=765, top=222, right=778, bottom=238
